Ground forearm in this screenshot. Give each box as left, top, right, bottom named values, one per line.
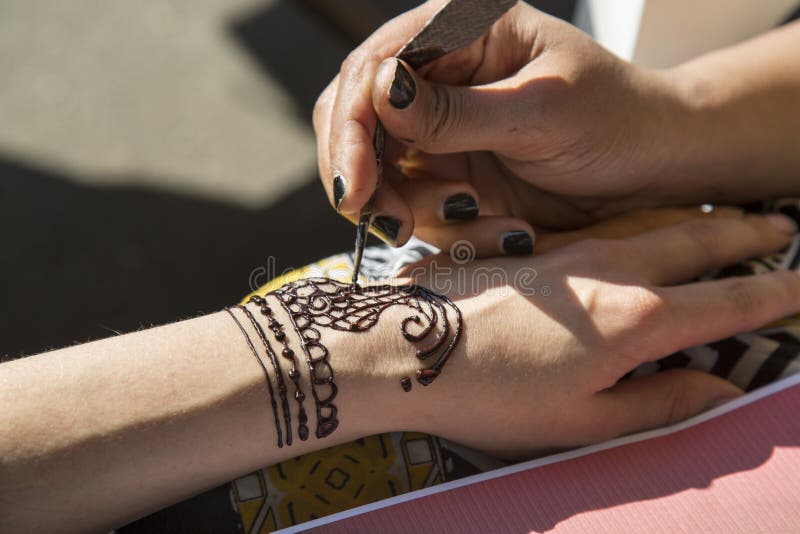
left=659, top=20, right=800, bottom=201
left=0, top=302, right=398, bottom=532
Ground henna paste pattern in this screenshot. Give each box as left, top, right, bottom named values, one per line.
left=249, top=295, right=310, bottom=442
left=271, top=278, right=462, bottom=439
left=225, top=307, right=285, bottom=448
left=226, top=277, right=462, bottom=444
left=237, top=305, right=294, bottom=446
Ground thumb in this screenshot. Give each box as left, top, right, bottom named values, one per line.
left=372, top=58, right=522, bottom=155
left=591, top=369, right=743, bottom=441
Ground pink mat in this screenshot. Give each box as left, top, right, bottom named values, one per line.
left=294, top=377, right=800, bottom=533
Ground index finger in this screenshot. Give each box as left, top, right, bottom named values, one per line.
left=328, top=0, right=448, bottom=214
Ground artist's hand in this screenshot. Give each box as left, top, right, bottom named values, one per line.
left=391, top=210, right=800, bottom=458
left=314, top=0, right=691, bottom=254
left=315, top=1, right=800, bottom=256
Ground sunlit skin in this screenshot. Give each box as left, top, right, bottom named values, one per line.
left=3, top=209, right=800, bottom=532
left=315, top=1, right=800, bottom=255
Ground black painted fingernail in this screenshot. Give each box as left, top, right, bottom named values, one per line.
left=371, top=215, right=401, bottom=246
left=443, top=193, right=478, bottom=221
left=502, top=231, right=534, bottom=255
left=389, top=60, right=416, bottom=110
left=333, top=174, right=345, bottom=211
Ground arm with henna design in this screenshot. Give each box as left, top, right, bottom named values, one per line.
left=0, top=278, right=461, bottom=533
left=5, top=209, right=798, bottom=533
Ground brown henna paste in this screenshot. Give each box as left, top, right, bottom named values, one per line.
left=226, top=277, right=462, bottom=444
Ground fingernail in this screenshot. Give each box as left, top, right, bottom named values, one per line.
left=388, top=60, right=416, bottom=110
left=442, top=193, right=479, bottom=221
left=502, top=231, right=534, bottom=255
left=764, top=213, right=798, bottom=234
left=332, top=174, right=346, bottom=211
left=371, top=215, right=401, bottom=246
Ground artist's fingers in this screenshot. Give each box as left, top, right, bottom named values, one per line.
left=588, top=370, right=742, bottom=442
left=535, top=207, right=744, bottom=254
left=313, top=76, right=340, bottom=207
left=390, top=174, right=479, bottom=226
left=372, top=57, right=540, bottom=156
left=414, top=216, right=535, bottom=258
left=315, top=78, right=411, bottom=247
left=623, top=213, right=796, bottom=286
left=327, top=1, right=449, bottom=215
left=397, top=150, right=469, bottom=182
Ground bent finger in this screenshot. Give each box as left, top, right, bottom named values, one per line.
left=328, top=1, right=449, bottom=215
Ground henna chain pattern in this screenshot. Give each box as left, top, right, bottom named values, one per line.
left=269, top=277, right=463, bottom=439
left=237, top=305, right=294, bottom=446
left=224, top=307, right=284, bottom=448
left=249, top=295, right=310, bottom=442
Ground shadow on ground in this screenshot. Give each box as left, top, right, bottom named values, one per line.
left=0, top=155, right=354, bottom=359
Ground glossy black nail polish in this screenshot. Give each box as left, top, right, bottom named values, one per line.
left=443, top=193, right=478, bottom=221
left=502, top=231, right=534, bottom=255
left=371, top=215, right=401, bottom=246
left=333, top=175, right=345, bottom=211
left=389, top=60, right=416, bottom=110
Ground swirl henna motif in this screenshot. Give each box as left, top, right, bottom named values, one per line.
left=271, top=278, right=463, bottom=439
left=226, top=277, right=463, bottom=444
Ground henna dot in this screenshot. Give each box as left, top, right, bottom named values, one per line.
left=299, top=425, right=309, bottom=441
left=296, top=392, right=306, bottom=402
left=416, top=368, right=440, bottom=386
left=275, top=331, right=286, bottom=341
left=282, top=348, right=294, bottom=358
left=401, top=377, right=412, bottom=392
left=289, top=368, right=300, bottom=380
left=262, top=306, right=272, bottom=315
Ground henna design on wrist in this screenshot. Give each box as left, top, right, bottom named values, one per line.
left=224, top=307, right=285, bottom=448
left=237, top=305, right=294, bottom=446
left=226, top=277, right=462, bottom=444
left=271, top=278, right=462, bottom=439
left=249, top=295, right=310, bottom=442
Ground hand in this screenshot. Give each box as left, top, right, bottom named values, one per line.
left=385, top=210, right=800, bottom=458
left=314, top=0, right=691, bottom=255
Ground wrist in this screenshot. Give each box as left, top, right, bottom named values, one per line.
left=650, top=58, right=800, bottom=203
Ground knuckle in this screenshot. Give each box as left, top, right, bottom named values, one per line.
left=341, top=49, right=362, bottom=72
left=612, top=286, right=668, bottom=366
left=418, top=86, right=464, bottom=150
left=570, top=238, right=624, bottom=269
left=312, top=96, right=327, bottom=133
left=724, top=278, right=761, bottom=324
left=677, top=219, right=720, bottom=267
left=622, top=285, right=666, bottom=326
left=342, top=49, right=381, bottom=76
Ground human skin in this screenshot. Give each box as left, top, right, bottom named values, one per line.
left=1, top=209, right=799, bottom=532
left=314, top=0, right=800, bottom=255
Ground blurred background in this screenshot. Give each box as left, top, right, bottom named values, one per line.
left=0, top=1, right=572, bottom=531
